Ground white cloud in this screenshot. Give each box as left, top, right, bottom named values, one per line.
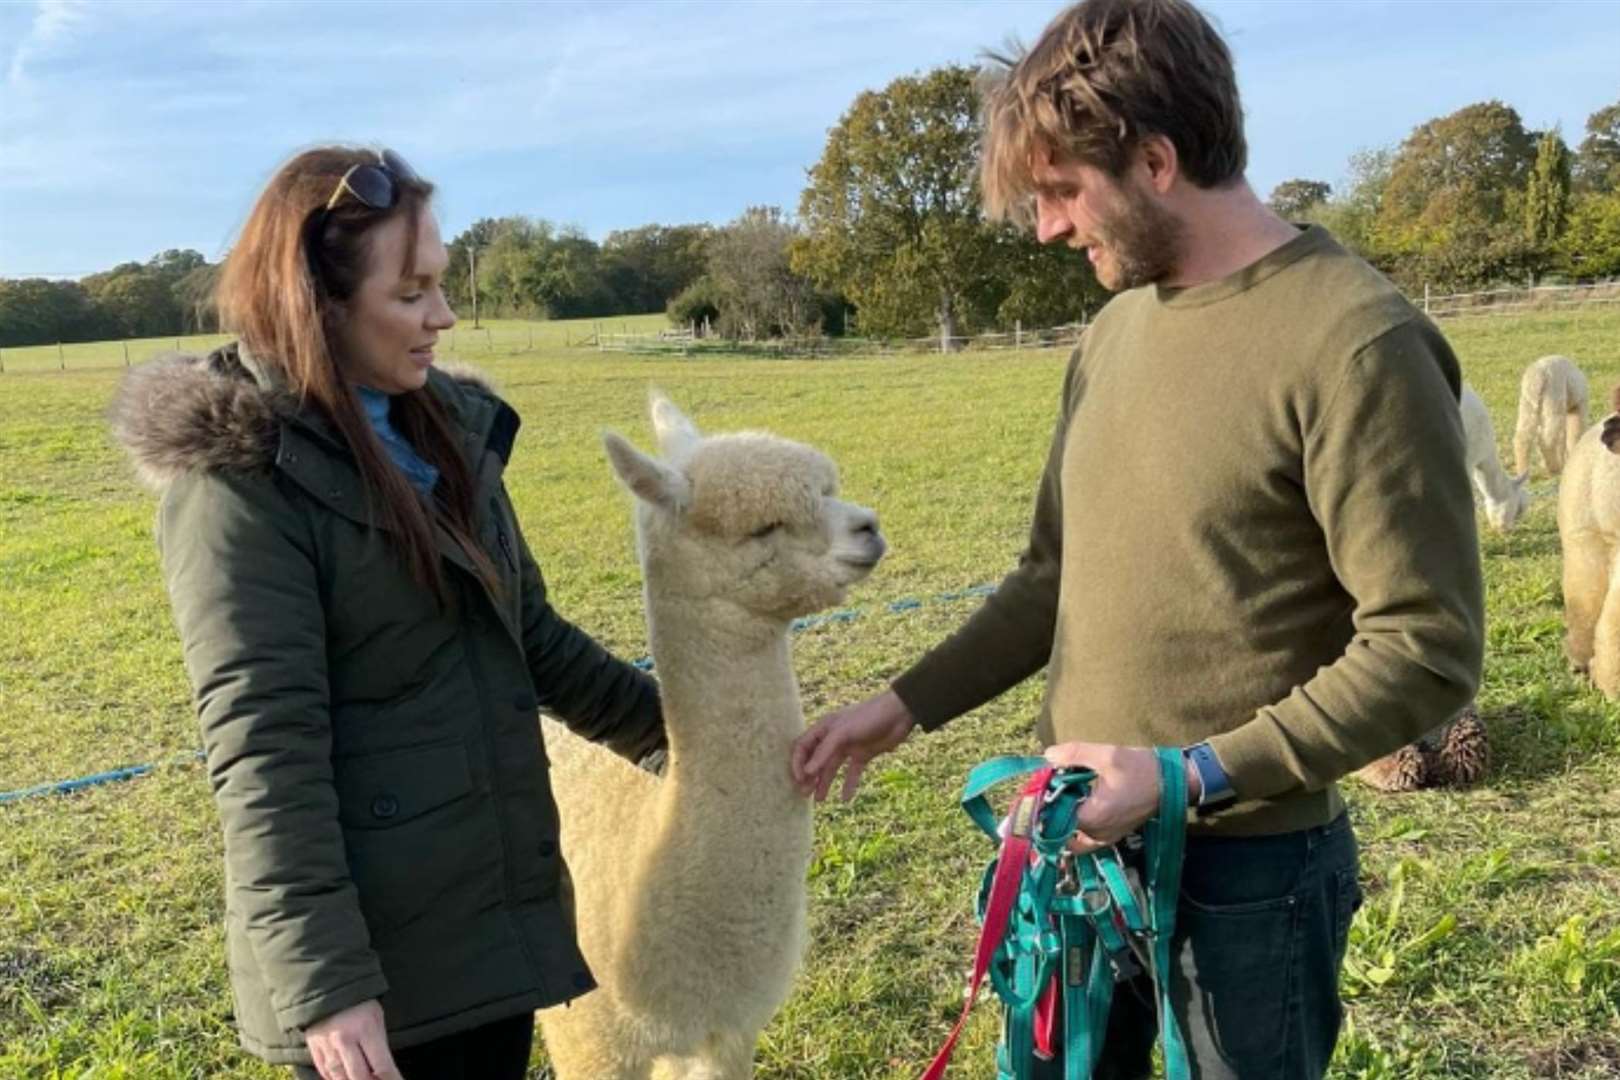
left=6, top=0, right=93, bottom=89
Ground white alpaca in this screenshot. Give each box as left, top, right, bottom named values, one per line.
left=537, top=395, right=886, bottom=1079
left=1514, top=354, right=1589, bottom=478
left=1559, top=417, right=1620, bottom=697
left=1461, top=383, right=1528, bottom=532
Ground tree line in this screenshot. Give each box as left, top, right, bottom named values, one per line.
left=4, top=73, right=1617, bottom=350
left=1276, top=99, right=1620, bottom=292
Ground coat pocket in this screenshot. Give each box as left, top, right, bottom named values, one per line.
left=333, top=741, right=493, bottom=938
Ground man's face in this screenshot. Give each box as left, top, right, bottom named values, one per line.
left=1030, top=155, right=1183, bottom=291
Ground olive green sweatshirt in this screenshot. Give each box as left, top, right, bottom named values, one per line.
left=893, top=226, right=1484, bottom=836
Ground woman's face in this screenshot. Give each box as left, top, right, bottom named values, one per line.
left=334, top=205, right=456, bottom=394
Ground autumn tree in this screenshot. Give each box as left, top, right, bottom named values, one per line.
left=1268, top=179, right=1332, bottom=220
left=794, top=65, right=1002, bottom=346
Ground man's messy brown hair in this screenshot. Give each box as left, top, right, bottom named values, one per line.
left=981, top=0, right=1247, bottom=227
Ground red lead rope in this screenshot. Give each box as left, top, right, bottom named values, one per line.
left=918, top=767, right=1054, bottom=1080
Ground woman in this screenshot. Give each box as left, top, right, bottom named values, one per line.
left=112, top=147, right=664, bottom=1080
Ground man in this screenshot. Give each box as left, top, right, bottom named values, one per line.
left=789, top=0, right=1484, bottom=1076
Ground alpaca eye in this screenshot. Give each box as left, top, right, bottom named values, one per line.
left=750, top=522, right=784, bottom=540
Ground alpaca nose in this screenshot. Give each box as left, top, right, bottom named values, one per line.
left=850, top=509, right=886, bottom=563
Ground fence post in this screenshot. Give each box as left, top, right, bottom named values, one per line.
left=1423, top=283, right=1430, bottom=315
left=0, top=346, right=5, bottom=374
left=485, top=327, right=493, bottom=352
left=596, top=322, right=603, bottom=353
left=450, top=329, right=457, bottom=352
left=59, top=341, right=65, bottom=370
left=1015, top=319, right=1022, bottom=353
left=123, top=341, right=130, bottom=367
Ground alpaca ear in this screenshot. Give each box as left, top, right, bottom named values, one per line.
left=649, top=389, right=702, bottom=461
left=603, top=431, right=690, bottom=513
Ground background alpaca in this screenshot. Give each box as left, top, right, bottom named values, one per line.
left=1460, top=383, right=1528, bottom=532
left=1559, top=414, right=1620, bottom=697
left=537, top=395, right=885, bottom=1079
left=1513, top=354, right=1589, bottom=478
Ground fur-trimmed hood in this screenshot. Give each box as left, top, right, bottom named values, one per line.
left=110, top=342, right=503, bottom=491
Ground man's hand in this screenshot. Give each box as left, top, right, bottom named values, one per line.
left=1045, top=742, right=1199, bottom=855
left=791, top=689, right=917, bottom=801
left=305, top=999, right=401, bottom=1080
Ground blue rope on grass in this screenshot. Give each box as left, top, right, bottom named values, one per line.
left=2, top=582, right=999, bottom=807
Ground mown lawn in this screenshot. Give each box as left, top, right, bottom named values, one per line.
left=3, top=307, right=1618, bottom=1078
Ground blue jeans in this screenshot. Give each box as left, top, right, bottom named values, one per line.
left=1032, top=813, right=1363, bottom=1080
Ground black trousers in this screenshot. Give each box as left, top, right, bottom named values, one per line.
left=1031, top=813, right=1363, bottom=1080
left=291, top=1010, right=534, bottom=1080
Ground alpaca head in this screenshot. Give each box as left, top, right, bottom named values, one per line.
left=1488, top=472, right=1530, bottom=532
left=603, top=393, right=886, bottom=623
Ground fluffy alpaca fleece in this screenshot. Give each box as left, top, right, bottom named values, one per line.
left=1557, top=414, right=1620, bottom=697
left=1514, top=354, right=1589, bottom=478
left=537, top=395, right=885, bottom=1080
left=1354, top=704, right=1489, bottom=792
left=1460, top=384, right=1528, bottom=532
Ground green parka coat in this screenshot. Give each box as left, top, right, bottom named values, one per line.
left=112, top=344, right=663, bottom=1065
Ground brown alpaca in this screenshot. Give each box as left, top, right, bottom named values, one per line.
left=1354, top=705, right=1489, bottom=792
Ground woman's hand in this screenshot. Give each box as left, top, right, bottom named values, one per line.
left=305, top=999, right=402, bottom=1080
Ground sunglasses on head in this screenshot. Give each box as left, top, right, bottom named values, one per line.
left=324, top=148, right=420, bottom=213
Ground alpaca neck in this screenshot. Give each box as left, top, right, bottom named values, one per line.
left=644, top=590, right=804, bottom=803
left=1472, top=450, right=1518, bottom=509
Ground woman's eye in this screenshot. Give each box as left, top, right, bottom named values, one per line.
left=401, top=293, right=424, bottom=303
left=750, top=522, right=784, bottom=540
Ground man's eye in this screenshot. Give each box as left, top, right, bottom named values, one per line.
left=401, top=293, right=424, bottom=303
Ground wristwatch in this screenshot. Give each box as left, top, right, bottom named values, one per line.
left=1184, top=741, right=1237, bottom=813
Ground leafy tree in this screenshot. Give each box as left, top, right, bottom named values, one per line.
left=0, top=278, right=114, bottom=346
left=1574, top=101, right=1620, bottom=193
left=1557, top=190, right=1620, bottom=278
left=601, top=225, right=711, bottom=314
left=1525, top=129, right=1572, bottom=258
left=1306, top=149, right=1390, bottom=259
left=1268, top=179, right=1332, bottom=220
left=667, top=275, right=723, bottom=331
left=705, top=206, right=820, bottom=340
left=81, top=262, right=181, bottom=338
left=1379, top=101, right=1535, bottom=244
left=1369, top=101, right=1538, bottom=288
left=795, top=65, right=1001, bottom=344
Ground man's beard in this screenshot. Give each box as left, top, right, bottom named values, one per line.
left=1090, top=184, right=1184, bottom=291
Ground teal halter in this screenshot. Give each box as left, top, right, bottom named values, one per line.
left=921, top=750, right=1191, bottom=1080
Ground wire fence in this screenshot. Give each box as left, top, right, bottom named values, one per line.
left=6, top=276, right=1620, bottom=374
left=1420, top=279, right=1620, bottom=320
left=596, top=320, right=1089, bottom=359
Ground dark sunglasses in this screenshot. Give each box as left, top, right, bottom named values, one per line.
left=323, top=148, right=420, bottom=213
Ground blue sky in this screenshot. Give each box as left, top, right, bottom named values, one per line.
left=1, top=0, right=1617, bottom=280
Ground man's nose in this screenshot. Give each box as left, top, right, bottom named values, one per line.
left=1035, top=204, right=1071, bottom=246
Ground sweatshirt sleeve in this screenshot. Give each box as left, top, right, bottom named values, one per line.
left=514, top=520, right=665, bottom=764
left=890, top=343, right=1082, bottom=730
left=1207, top=317, right=1485, bottom=799
left=159, top=469, right=387, bottom=1032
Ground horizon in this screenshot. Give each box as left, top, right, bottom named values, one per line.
left=2, top=0, right=1618, bottom=281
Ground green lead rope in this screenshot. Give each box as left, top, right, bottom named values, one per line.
left=954, top=750, right=1190, bottom=1080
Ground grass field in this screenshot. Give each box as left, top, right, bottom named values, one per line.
left=3, top=307, right=1619, bottom=1078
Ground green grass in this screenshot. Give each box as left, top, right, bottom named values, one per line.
left=4, top=307, right=1620, bottom=1077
